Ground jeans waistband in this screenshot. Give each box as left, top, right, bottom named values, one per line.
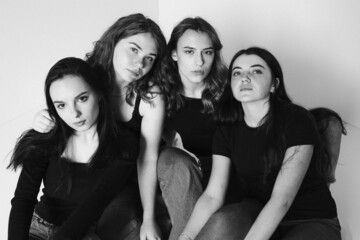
left=33, top=212, right=55, bottom=228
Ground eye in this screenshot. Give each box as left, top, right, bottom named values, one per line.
left=131, top=47, right=138, bottom=53
left=203, top=50, right=214, bottom=55
left=252, top=69, right=263, bottom=74
left=232, top=71, right=241, bottom=77
left=145, top=56, right=155, bottom=63
left=78, top=96, right=88, bottom=102
left=56, top=103, right=65, bottom=109
left=184, top=49, right=194, bottom=54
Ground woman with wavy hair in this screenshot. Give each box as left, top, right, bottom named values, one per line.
left=157, top=17, right=227, bottom=240
left=32, top=13, right=168, bottom=240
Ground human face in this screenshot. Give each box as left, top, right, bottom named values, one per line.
left=50, top=75, right=100, bottom=133
left=231, top=54, right=273, bottom=104
left=112, top=33, right=158, bottom=84
left=172, top=29, right=215, bottom=87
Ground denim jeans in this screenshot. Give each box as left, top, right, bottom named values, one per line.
left=196, top=199, right=342, bottom=240
left=277, top=217, right=341, bottom=240
left=29, top=212, right=59, bottom=240
left=157, top=147, right=204, bottom=240
left=96, top=181, right=143, bottom=240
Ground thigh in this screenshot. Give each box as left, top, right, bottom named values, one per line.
left=96, top=182, right=142, bottom=240
left=197, top=199, right=263, bottom=240
left=279, top=218, right=341, bottom=240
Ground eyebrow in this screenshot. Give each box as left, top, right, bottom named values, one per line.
left=52, top=91, right=88, bottom=104
left=232, top=64, right=265, bottom=71
left=129, top=42, right=157, bottom=57
left=183, top=46, right=214, bottom=51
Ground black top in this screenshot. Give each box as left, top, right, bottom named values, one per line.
left=8, top=125, right=138, bottom=240
left=121, top=95, right=142, bottom=139
left=166, top=95, right=217, bottom=157
left=213, top=104, right=337, bottom=220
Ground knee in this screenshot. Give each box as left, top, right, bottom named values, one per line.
left=197, top=202, right=262, bottom=240
left=157, top=147, right=199, bottom=179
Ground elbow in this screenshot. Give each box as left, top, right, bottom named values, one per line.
left=269, top=194, right=293, bottom=214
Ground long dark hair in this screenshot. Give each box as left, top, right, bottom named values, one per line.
left=162, top=17, right=228, bottom=116
left=8, top=57, right=116, bottom=171
left=86, top=13, right=167, bottom=105
left=216, top=47, right=296, bottom=181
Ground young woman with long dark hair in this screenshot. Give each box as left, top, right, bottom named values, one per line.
left=179, top=47, right=342, bottom=240
left=8, top=57, right=137, bottom=240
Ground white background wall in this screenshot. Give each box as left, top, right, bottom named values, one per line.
left=1, top=0, right=359, bottom=239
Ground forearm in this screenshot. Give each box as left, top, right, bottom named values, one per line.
left=180, top=193, right=224, bottom=240
left=244, top=197, right=290, bottom=240
left=137, top=155, right=158, bottom=221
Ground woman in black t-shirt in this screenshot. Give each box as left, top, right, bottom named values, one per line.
left=179, top=47, right=342, bottom=240
left=157, top=17, right=228, bottom=240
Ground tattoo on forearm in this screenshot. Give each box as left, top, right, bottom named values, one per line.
left=282, top=146, right=301, bottom=166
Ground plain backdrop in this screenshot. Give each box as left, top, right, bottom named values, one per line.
left=1, top=0, right=359, bottom=239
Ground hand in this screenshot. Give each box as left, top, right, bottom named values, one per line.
left=140, top=219, right=162, bottom=240
left=81, top=226, right=101, bottom=240
left=33, top=109, right=55, bottom=133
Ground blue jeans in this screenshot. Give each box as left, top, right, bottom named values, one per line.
left=29, top=182, right=143, bottom=240
left=96, top=181, right=143, bottom=240
left=277, top=217, right=341, bottom=240
left=29, top=212, right=59, bottom=240
left=157, top=147, right=204, bottom=240
left=196, top=200, right=341, bottom=240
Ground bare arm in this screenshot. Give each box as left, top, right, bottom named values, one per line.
left=138, top=93, right=165, bottom=240
left=244, top=145, right=314, bottom=240
left=179, top=154, right=232, bottom=240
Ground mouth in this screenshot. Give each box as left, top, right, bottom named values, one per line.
left=192, top=70, right=204, bottom=75
left=240, top=87, right=252, bottom=91
left=73, top=120, right=86, bottom=126
left=128, top=69, right=141, bottom=78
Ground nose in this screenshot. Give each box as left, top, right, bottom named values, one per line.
left=134, top=56, right=144, bottom=69
left=241, top=72, right=251, bottom=83
left=195, top=52, right=204, bottom=66
left=69, top=105, right=81, bottom=118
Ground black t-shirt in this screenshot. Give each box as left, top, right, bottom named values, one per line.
left=166, top=95, right=217, bottom=157
left=213, top=104, right=337, bottom=220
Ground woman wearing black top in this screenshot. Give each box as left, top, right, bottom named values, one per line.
left=8, top=57, right=137, bottom=240
left=157, top=17, right=227, bottom=240
left=179, top=47, right=342, bottom=240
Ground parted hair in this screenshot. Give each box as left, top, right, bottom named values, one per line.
left=86, top=13, right=167, bottom=106
left=162, top=17, right=228, bottom=116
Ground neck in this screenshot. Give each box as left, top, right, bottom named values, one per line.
left=242, top=99, right=270, bottom=127
left=182, top=81, right=205, bottom=99
left=73, top=124, right=98, bottom=142
left=111, top=79, right=128, bottom=98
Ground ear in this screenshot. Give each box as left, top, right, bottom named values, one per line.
left=171, top=50, right=178, bottom=61
left=271, top=78, right=280, bottom=93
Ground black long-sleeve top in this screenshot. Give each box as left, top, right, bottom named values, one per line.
left=9, top=127, right=138, bottom=240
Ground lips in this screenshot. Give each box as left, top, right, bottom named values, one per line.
left=193, top=70, right=204, bottom=75
left=73, top=120, right=85, bottom=126
left=240, top=87, right=252, bottom=91
left=128, top=69, right=141, bottom=78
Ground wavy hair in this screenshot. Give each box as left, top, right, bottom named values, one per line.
left=162, top=17, right=228, bottom=116
left=86, top=13, right=167, bottom=105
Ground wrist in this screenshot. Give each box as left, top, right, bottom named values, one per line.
left=178, top=234, right=193, bottom=240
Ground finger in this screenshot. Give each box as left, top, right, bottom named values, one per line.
left=40, top=109, right=52, bottom=120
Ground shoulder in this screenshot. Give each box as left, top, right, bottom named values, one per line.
left=139, top=86, right=165, bottom=114
left=279, top=103, right=315, bottom=124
